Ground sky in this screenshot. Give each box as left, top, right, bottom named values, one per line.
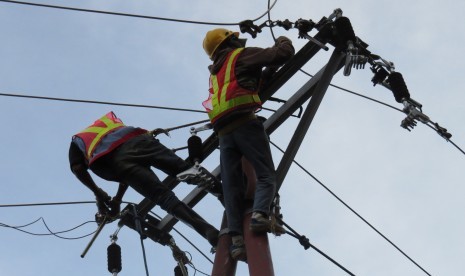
left=0, top=0, right=464, bottom=275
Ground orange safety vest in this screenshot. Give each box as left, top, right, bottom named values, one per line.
left=73, top=112, right=146, bottom=164
left=203, top=48, right=262, bottom=124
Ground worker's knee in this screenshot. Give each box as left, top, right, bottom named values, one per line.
left=156, top=191, right=181, bottom=213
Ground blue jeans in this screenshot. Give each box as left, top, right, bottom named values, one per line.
left=219, top=119, right=277, bottom=234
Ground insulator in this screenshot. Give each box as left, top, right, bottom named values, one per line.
left=107, top=243, right=122, bottom=274
left=295, top=19, right=315, bottom=34
left=334, top=17, right=356, bottom=47
left=276, top=19, right=293, bottom=30
left=174, top=265, right=187, bottom=276
left=371, top=66, right=389, bottom=86
left=387, top=72, right=410, bottom=103
left=187, top=135, right=203, bottom=163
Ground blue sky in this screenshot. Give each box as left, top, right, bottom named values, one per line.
left=1, top=0, right=464, bottom=275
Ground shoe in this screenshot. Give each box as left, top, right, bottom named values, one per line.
left=249, top=212, right=271, bottom=233
left=230, top=235, right=247, bottom=262
left=176, top=165, right=201, bottom=183
left=230, top=244, right=247, bottom=262
left=171, top=203, right=219, bottom=247
left=176, top=165, right=215, bottom=187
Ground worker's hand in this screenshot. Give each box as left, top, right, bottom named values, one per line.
left=96, top=200, right=109, bottom=217
left=262, top=66, right=279, bottom=81
left=275, top=36, right=292, bottom=45
left=95, top=188, right=111, bottom=216
left=108, top=198, right=122, bottom=218
left=95, top=211, right=106, bottom=225
left=95, top=188, right=111, bottom=203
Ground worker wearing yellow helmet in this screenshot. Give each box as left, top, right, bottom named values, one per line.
left=202, top=28, right=295, bottom=261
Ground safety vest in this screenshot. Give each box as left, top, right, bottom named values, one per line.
left=73, top=112, right=146, bottom=164
left=203, top=48, right=262, bottom=124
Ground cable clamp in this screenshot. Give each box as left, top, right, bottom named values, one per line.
left=401, top=98, right=430, bottom=131
left=189, top=123, right=212, bottom=135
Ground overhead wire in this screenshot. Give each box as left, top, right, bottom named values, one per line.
left=0, top=0, right=461, bottom=274
left=0, top=200, right=215, bottom=269
left=2, top=0, right=461, bottom=155
left=0, top=0, right=276, bottom=25
left=0, top=200, right=215, bottom=276
left=149, top=211, right=214, bottom=264
left=269, top=140, right=432, bottom=276
left=263, top=0, right=464, bottom=157
left=0, top=92, right=206, bottom=114
left=1, top=0, right=462, bottom=156
left=1, top=217, right=96, bottom=240
left=263, top=2, right=438, bottom=274
left=0, top=201, right=96, bottom=208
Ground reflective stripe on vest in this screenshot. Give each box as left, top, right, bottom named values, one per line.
left=204, top=48, right=261, bottom=123
left=75, top=112, right=125, bottom=160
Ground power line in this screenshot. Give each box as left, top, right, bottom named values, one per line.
left=0, top=200, right=215, bottom=266
left=0, top=92, right=206, bottom=114
left=270, top=140, right=432, bottom=276
left=0, top=201, right=96, bottom=208
left=149, top=211, right=214, bottom=264
left=0, top=0, right=276, bottom=25
left=263, top=1, right=463, bottom=157
left=0, top=217, right=96, bottom=240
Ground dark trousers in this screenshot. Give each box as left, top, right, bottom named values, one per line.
left=219, top=119, right=277, bottom=234
left=91, top=134, right=190, bottom=213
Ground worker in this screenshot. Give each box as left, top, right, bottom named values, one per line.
left=202, top=28, right=294, bottom=260
left=68, top=111, right=219, bottom=247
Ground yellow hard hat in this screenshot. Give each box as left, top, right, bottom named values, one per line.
left=203, top=28, right=239, bottom=59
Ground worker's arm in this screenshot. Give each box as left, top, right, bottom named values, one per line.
left=239, top=36, right=295, bottom=68
left=68, top=142, right=110, bottom=208
left=108, top=183, right=129, bottom=217
left=113, top=183, right=128, bottom=202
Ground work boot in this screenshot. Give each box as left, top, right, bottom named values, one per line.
left=230, top=235, right=247, bottom=262
left=171, top=203, right=219, bottom=247
left=249, top=212, right=286, bottom=235
left=176, top=164, right=215, bottom=187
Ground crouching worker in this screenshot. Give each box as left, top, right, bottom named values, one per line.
left=68, top=111, right=219, bottom=247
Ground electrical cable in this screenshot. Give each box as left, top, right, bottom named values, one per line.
left=298, top=70, right=403, bottom=113
left=0, top=217, right=41, bottom=228
left=139, top=235, right=150, bottom=276
left=0, top=92, right=206, bottom=114
left=0, top=0, right=276, bottom=25
left=0, top=1, right=459, bottom=271
left=0, top=201, right=99, bottom=240
left=149, top=211, right=214, bottom=264
left=277, top=218, right=355, bottom=275
left=262, top=5, right=463, bottom=157
left=1, top=0, right=461, bottom=151
left=270, top=140, right=432, bottom=276
left=267, top=0, right=278, bottom=41
left=188, top=263, right=210, bottom=276
left=0, top=200, right=210, bottom=276
left=0, top=201, right=96, bottom=208
left=1, top=217, right=96, bottom=240
left=424, top=123, right=465, bottom=155
left=0, top=92, right=296, bottom=122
